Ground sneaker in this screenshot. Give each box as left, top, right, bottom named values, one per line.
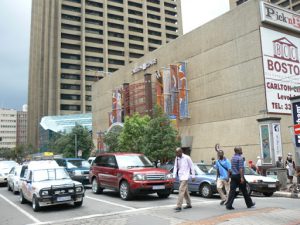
left=174, top=207, right=181, bottom=212
left=247, top=202, right=256, bottom=208
left=183, top=205, right=192, bottom=209
left=220, top=200, right=226, bottom=205
left=226, top=206, right=235, bottom=210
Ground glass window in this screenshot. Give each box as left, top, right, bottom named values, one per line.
left=116, top=155, right=153, bottom=169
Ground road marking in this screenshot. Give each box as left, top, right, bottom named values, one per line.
left=85, top=196, right=136, bottom=210
left=0, top=194, right=40, bottom=223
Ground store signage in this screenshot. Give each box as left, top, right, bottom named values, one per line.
left=292, top=100, right=300, bottom=147
left=132, top=59, right=157, bottom=75
left=260, top=1, right=300, bottom=33
left=261, top=27, right=300, bottom=114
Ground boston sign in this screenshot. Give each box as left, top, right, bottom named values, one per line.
left=260, top=1, right=300, bottom=33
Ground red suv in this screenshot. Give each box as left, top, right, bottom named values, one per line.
left=89, top=153, right=174, bottom=200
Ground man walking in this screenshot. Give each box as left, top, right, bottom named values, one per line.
left=173, top=147, right=195, bottom=212
left=225, top=146, right=255, bottom=210
left=215, top=150, right=231, bottom=205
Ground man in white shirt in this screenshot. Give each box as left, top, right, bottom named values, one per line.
left=173, top=147, right=195, bottom=212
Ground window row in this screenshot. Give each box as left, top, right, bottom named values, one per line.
left=61, top=74, right=103, bottom=81
left=60, top=104, right=92, bottom=111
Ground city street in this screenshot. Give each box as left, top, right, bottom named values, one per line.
left=0, top=186, right=300, bottom=225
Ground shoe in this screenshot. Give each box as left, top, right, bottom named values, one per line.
left=226, top=206, right=235, bottom=210
left=183, top=205, right=192, bottom=209
left=220, top=200, right=226, bottom=205
left=174, top=207, right=181, bottom=212
left=247, top=202, right=256, bottom=208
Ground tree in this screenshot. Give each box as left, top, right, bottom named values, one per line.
left=143, top=106, right=180, bottom=163
left=48, top=125, right=94, bottom=159
left=104, top=125, right=123, bottom=152
left=118, top=113, right=150, bottom=153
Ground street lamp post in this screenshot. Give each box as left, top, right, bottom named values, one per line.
left=75, top=134, right=78, bottom=158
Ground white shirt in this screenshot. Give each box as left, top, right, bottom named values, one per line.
left=173, top=153, right=195, bottom=181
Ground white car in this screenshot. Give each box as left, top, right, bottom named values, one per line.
left=19, top=160, right=85, bottom=212
left=7, top=165, right=22, bottom=194
left=0, top=161, right=18, bottom=184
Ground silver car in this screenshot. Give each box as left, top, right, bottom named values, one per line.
left=7, top=165, right=22, bottom=194
left=0, top=161, right=18, bottom=184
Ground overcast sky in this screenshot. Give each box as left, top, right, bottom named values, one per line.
left=0, top=0, right=229, bottom=110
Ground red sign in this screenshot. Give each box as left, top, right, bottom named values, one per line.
left=294, top=124, right=300, bottom=135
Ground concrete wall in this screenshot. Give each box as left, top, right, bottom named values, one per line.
left=92, top=0, right=295, bottom=163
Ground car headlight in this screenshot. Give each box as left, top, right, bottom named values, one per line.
left=0, top=173, right=3, bottom=177
left=166, top=173, right=173, bottom=179
left=72, top=170, right=82, bottom=176
left=75, top=187, right=83, bottom=192
left=133, top=174, right=146, bottom=181
left=68, top=189, right=75, bottom=193
left=41, top=190, right=49, bottom=196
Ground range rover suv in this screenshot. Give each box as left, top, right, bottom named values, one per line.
left=89, top=153, right=174, bottom=200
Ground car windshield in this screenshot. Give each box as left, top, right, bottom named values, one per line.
left=116, top=155, right=154, bottom=169
left=193, top=164, right=206, bottom=175
left=197, top=164, right=217, bottom=175
left=33, top=168, right=70, bottom=182
left=244, top=167, right=258, bottom=175
left=67, top=160, right=90, bottom=169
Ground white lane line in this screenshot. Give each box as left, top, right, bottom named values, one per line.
left=0, top=194, right=40, bottom=223
left=29, top=199, right=221, bottom=225
left=85, top=196, right=136, bottom=210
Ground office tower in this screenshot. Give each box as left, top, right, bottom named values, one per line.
left=28, top=0, right=183, bottom=147
left=0, top=108, right=17, bottom=149
left=17, top=105, right=28, bottom=146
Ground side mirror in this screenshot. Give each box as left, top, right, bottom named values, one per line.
left=26, top=180, right=32, bottom=184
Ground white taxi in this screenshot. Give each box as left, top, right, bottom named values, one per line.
left=19, top=160, right=85, bottom=211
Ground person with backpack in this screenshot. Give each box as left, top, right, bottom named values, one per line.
left=215, top=150, right=232, bottom=205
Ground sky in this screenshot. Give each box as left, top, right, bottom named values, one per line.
left=0, top=0, right=229, bottom=110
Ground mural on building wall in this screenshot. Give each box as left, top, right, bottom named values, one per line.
left=156, top=62, right=189, bottom=121
left=109, top=87, right=123, bottom=126
left=259, top=124, right=272, bottom=164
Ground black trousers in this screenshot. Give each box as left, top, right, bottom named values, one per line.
left=226, top=174, right=253, bottom=208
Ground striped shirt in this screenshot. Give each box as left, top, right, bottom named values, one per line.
left=231, top=153, right=244, bottom=175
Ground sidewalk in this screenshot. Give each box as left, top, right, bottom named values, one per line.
left=273, top=191, right=300, bottom=198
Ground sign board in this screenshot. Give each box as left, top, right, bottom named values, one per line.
left=260, top=1, right=300, bottom=33
left=272, top=123, right=283, bottom=160
left=77, top=150, right=82, bottom=157
left=132, top=59, right=157, bottom=75
left=294, top=124, right=300, bottom=135
left=260, top=27, right=300, bottom=114
left=292, top=100, right=300, bottom=147
left=259, top=124, right=272, bottom=164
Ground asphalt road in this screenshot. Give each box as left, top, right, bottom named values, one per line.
left=0, top=185, right=299, bottom=225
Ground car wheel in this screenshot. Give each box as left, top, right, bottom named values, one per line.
left=74, top=200, right=83, bottom=207
left=157, top=190, right=171, bottom=199
left=200, top=183, right=213, bottom=198
left=263, top=192, right=273, bottom=197
left=12, top=184, right=17, bottom=195
left=92, top=178, right=103, bottom=194
left=7, top=183, right=11, bottom=191
left=19, top=190, right=26, bottom=204
left=246, top=183, right=252, bottom=196
left=119, top=181, right=132, bottom=200
left=32, top=195, right=40, bottom=212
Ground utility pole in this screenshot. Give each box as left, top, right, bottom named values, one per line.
left=75, top=134, right=78, bottom=158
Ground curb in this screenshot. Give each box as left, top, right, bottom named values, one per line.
left=273, top=191, right=300, bottom=198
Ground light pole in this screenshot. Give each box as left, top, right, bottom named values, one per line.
left=75, top=134, right=78, bottom=158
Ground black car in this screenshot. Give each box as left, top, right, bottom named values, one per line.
left=55, top=158, right=90, bottom=185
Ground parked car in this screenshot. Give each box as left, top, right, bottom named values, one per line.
left=19, top=160, right=85, bottom=212
left=160, top=163, right=217, bottom=198
left=0, top=160, right=18, bottom=185
left=7, top=165, right=22, bottom=194
left=197, top=164, right=280, bottom=197
left=54, top=158, right=90, bottom=185
left=88, top=157, right=95, bottom=165
left=89, top=153, right=174, bottom=200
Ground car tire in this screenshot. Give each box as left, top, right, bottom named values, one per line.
left=74, top=200, right=83, bottom=207
left=246, top=183, right=252, bottom=196
left=32, top=195, right=40, bottom=212
left=7, top=183, right=11, bottom=191
left=263, top=192, right=274, bottom=197
left=119, top=181, right=132, bottom=201
left=92, top=178, right=103, bottom=194
left=12, top=184, right=18, bottom=195
left=157, top=190, right=171, bottom=199
left=20, top=190, right=26, bottom=204
left=199, top=183, right=213, bottom=198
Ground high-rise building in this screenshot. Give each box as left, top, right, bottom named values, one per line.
left=229, top=0, right=300, bottom=12
left=0, top=109, right=17, bottom=149
left=17, top=105, right=27, bottom=146
left=28, top=0, right=183, bottom=147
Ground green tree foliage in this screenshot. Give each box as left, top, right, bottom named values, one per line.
left=143, top=106, right=180, bottom=163
left=104, top=125, right=123, bottom=152
left=48, top=125, right=94, bottom=159
left=118, top=113, right=150, bottom=153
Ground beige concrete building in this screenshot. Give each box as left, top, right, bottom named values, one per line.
left=93, top=0, right=300, bottom=165
left=0, top=109, right=17, bottom=149
left=28, top=0, right=183, bottom=148
left=230, top=0, right=300, bottom=12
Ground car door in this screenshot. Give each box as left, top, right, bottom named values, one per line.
left=95, top=156, right=110, bottom=188
left=105, top=156, right=119, bottom=188
left=7, top=167, right=15, bottom=188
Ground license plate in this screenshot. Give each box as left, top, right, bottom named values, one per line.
left=57, top=196, right=71, bottom=202
left=152, top=185, right=165, bottom=190
left=268, top=184, right=276, bottom=188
